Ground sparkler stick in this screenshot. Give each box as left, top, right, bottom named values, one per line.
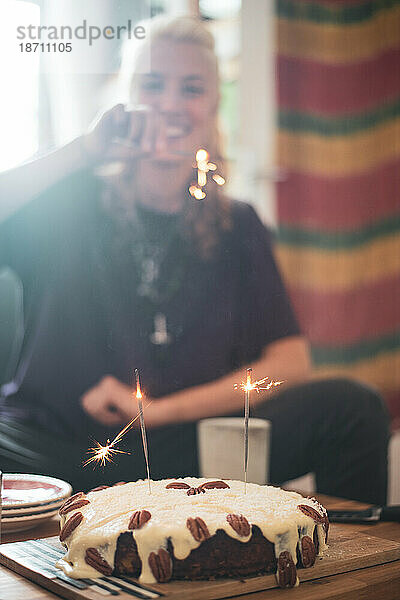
left=244, top=368, right=252, bottom=492
left=235, top=371, right=284, bottom=493
left=135, top=369, right=151, bottom=494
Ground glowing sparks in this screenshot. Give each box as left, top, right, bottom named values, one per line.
left=239, top=375, right=284, bottom=394
left=189, top=148, right=225, bottom=200
left=83, top=393, right=152, bottom=469
left=198, top=169, right=207, bottom=188
left=83, top=439, right=128, bottom=468
left=189, top=185, right=206, bottom=200
left=136, top=372, right=142, bottom=399
left=212, top=174, right=225, bottom=186
left=234, top=369, right=284, bottom=492
left=196, top=149, right=209, bottom=163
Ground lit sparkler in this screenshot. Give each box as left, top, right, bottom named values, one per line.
left=243, top=368, right=251, bottom=491
left=237, top=374, right=284, bottom=395
left=135, top=369, right=151, bottom=494
left=235, top=370, right=283, bottom=492
left=83, top=439, right=128, bottom=468
left=83, top=382, right=152, bottom=469
left=189, top=148, right=225, bottom=200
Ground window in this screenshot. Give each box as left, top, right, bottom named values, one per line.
left=0, top=1, right=40, bottom=171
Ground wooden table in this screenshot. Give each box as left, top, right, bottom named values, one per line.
left=1, top=494, right=400, bottom=600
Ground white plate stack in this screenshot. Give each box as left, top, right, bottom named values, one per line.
left=1, top=473, right=72, bottom=533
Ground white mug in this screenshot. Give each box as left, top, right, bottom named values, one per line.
left=197, top=417, right=271, bottom=485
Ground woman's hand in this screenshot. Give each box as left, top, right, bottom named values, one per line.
left=81, top=375, right=137, bottom=426
left=81, top=337, right=311, bottom=429
left=0, top=105, right=163, bottom=222
left=81, top=375, right=170, bottom=429
left=81, top=104, right=167, bottom=165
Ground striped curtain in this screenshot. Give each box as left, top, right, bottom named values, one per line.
left=274, top=0, right=400, bottom=427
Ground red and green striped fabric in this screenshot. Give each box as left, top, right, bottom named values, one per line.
left=274, top=0, right=400, bottom=427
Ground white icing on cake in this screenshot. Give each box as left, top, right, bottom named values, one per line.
left=57, top=477, right=328, bottom=585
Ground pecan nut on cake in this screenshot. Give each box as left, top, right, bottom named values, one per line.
left=56, top=478, right=329, bottom=589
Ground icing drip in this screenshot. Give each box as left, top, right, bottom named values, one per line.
left=56, top=478, right=328, bottom=584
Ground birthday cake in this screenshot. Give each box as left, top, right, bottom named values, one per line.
left=56, top=478, right=329, bottom=588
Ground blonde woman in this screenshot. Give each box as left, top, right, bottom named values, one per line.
left=0, top=17, right=388, bottom=502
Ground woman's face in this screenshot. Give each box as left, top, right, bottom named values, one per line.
left=131, top=38, right=219, bottom=207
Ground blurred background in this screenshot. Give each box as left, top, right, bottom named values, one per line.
left=1, top=0, right=399, bottom=499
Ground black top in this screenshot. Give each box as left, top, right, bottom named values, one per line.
left=0, top=170, right=299, bottom=443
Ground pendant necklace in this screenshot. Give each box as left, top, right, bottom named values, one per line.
left=100, top=186, right=189, bottom=348
left=128, top=204, right=189, bottom=347
left=150, top=313, right=173, bottom=345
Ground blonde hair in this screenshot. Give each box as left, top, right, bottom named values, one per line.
left=117, top=15, right=232, bottom=259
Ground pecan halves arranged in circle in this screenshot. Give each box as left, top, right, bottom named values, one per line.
left=59, top=498, right=90, bottom=516
left=300, top=535, right=316, bottom=568
left=148, top=549, right=172, bottom=583
left=277, top=550, right=297, bottom=588
left=165, top=480, right=229, bottom=495
left=165, top=481, right=191, bottom=489
left=316, top=512, right=329, bottom=543
left=59, top=512, right=84, bottom=542
left=198, top=480, right=230, bottom=491
left=59, top=492, right=85, bottom=514
left=314, top=500, right=330, bottom=542
left=128, top=509, right=151, bottom=530
left=186, top=517, right=210, bottom=542
left=298, top=503, right=329, bottom=542
left=85, top=547, right=113, bottom=576
left=187, top=486, right=206, bottom=496
left=226, top=513, right=251, bottom=537
left=297, top=504, right=325, bottom=523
